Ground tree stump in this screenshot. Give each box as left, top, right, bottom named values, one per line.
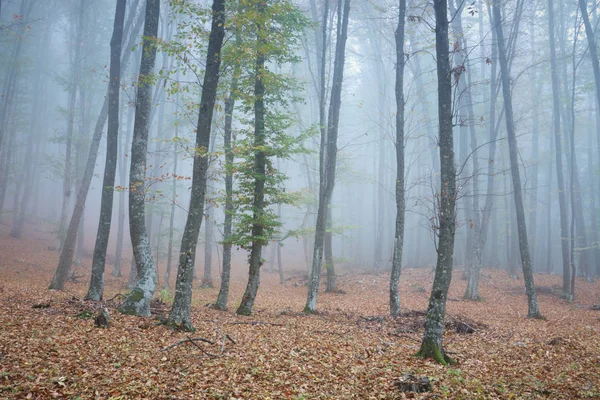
left=395, top=374, right=431, bottom=393
left=94, top=308, right=110, bottom=328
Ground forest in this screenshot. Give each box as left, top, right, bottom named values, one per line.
left=1, top=0, right=600, bottom=398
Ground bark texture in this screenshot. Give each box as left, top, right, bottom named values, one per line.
left=305, top=0, right=351, bottom=313
left=415, top=0, right=456, bottom=365
left=86, top=0, right=127, bottom=301
left=118, top=0, right=161, bottom=317
left=168, top=0, right=225, bottom=328
left=493, top=0, right=540, bottom=318
left=389, top=0, right=406, bottom=317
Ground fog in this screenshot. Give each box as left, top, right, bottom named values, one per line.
left=1, top=0, right=598, bottom=302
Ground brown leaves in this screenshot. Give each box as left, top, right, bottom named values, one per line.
left=1, top=227, right=600, bottom=398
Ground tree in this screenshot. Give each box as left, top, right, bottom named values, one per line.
left=235, top=0, right=268, bottom=316
left=389, top=0, right=406, bottom=317
left=86, top=0, right=127, bottom=301
left=167, top=0, right=226, bottom=329
left=492, top=0, right=540, bottom=318
left=415, top=0, right=457, bottom=366
left=304, top=0, right=351, bottom=314
left=547, top=0, right=571, bottom=297
left=49, top=2, right=144, bottom=290
left=118, top=0, right=161, bottom=316
left=214, top=42, right=241, bottom=310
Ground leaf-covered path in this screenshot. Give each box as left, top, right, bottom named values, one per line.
left=1, top=225, right=599, bottom=399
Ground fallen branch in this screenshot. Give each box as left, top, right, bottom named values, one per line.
left=228, top=321, right=285, bottom=327
left=225, top=334, right=236, bottom=344
left=105, top=293, right=126, bottom=302
left=186, top=335, right=218, bottom=358
left=161, top=337, right=216, bottom=352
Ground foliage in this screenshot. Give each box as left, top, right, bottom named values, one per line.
left=2, top=233, right=600, bottom=398
left=218, top=0, right=312, bottom=251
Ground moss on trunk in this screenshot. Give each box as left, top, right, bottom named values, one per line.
left=415, top=338, right=455, bottom=366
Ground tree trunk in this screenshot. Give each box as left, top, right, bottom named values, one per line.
left=49, top=3, right=145, bottom=290
left=118, top=0, right=161, bottom=317
left=113, top=104, right=135, bottom=276
left=547, top=0, right=571, bottom=297
left=10, top=21, right=49, bottom=238
left=415, top=0, right=457, bottom=366
left=164, top=95, right=179, bottom=289
left=324, top=207, right=336, bottom=291
left=389, top=0, right=406, bottom=317
left=236, top=0, right=270, bottom=316
left=167, top=0, right=225, bottom=328
left=492, top=0, right=540, bottom=318
left=215, top=55, right=240, bottom=310
left=304, top=0, right=351, bottom=314
left=579, top=0, right=600, bottom=277
left=86, top=0, right=127, bottom=301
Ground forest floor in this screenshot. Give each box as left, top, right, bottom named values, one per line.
left=1, top=222, right=600, bottom=399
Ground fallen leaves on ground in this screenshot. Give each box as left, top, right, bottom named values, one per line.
left=0, top=223, right=599, bottom=399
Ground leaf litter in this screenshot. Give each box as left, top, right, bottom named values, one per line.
left=0, top=227, right=599, bottom=399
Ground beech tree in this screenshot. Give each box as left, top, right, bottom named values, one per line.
left=86, top=0, right=127, bottom=301
left=168, top=0, right=226, bottom=329
left=415, top=0, right=457, bottom=366
left=118, top=0, right=161, bottom=316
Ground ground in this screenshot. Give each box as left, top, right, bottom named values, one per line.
left=1, top=222, right=600, bottom=399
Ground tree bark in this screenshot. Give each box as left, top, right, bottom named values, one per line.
left=389, top=0, right=406, bottom=317
left=215, top=58, right=240, bottom=310
left=415, top=0, right=457, bottom=366
left=86, top=0, right=127, bottom=301
left=547, top=0, right=571, bottom=297
left=304, top=0, right=351, bottom=314
left=113, top=104, right=135, bottom=276
left=49, top=3, right=145, bottom=290
left=118, top=0, right=161, bottom=317
left=236, top=0, right=269, bottom=316
left=492, top=0, right=540, bottom=318
left=167, top=0, right=225, bottom=328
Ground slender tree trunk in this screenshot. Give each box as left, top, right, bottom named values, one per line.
left=304, top=0, right=351, bottom=314
left=86, top=0, right=127, bottom=301
left=589, top=97, right=599, bottom=277
left=215, top=56, right=240, bottom=310
left=0, top=0, right=30, bottom=212
left=164, top=94, right=179, bottom=289
left=50, top=4, right=145, bottom=290
left=118, top=0, right=161, bottom=316
left=389, top=0, right=406, bottom=316
left=236, top=0, right=270, bottom=316
left=167, top=0, right=225, bottom=328
left=113, top=104, right=135, bottom=276
left=493, top=0, right=540, bottom=318
left=324, top=207, right=336, bottom=291
left=548, top=0, right=571, bottom=297
left=202, top=192, right=214, bottom=288
left=415, top=0, right=456, bottom=366
left=579, top=0, right=600, bottom=277
left=10, top=23, right=49, bottom=238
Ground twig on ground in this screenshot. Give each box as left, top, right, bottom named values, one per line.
left=228, top=321, right=285, bottom=327
left=185, top=335, right=218, bottom=358
left=161, top=337, right=216, bottom=351
left=225, top=334, right=236, bottom=344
